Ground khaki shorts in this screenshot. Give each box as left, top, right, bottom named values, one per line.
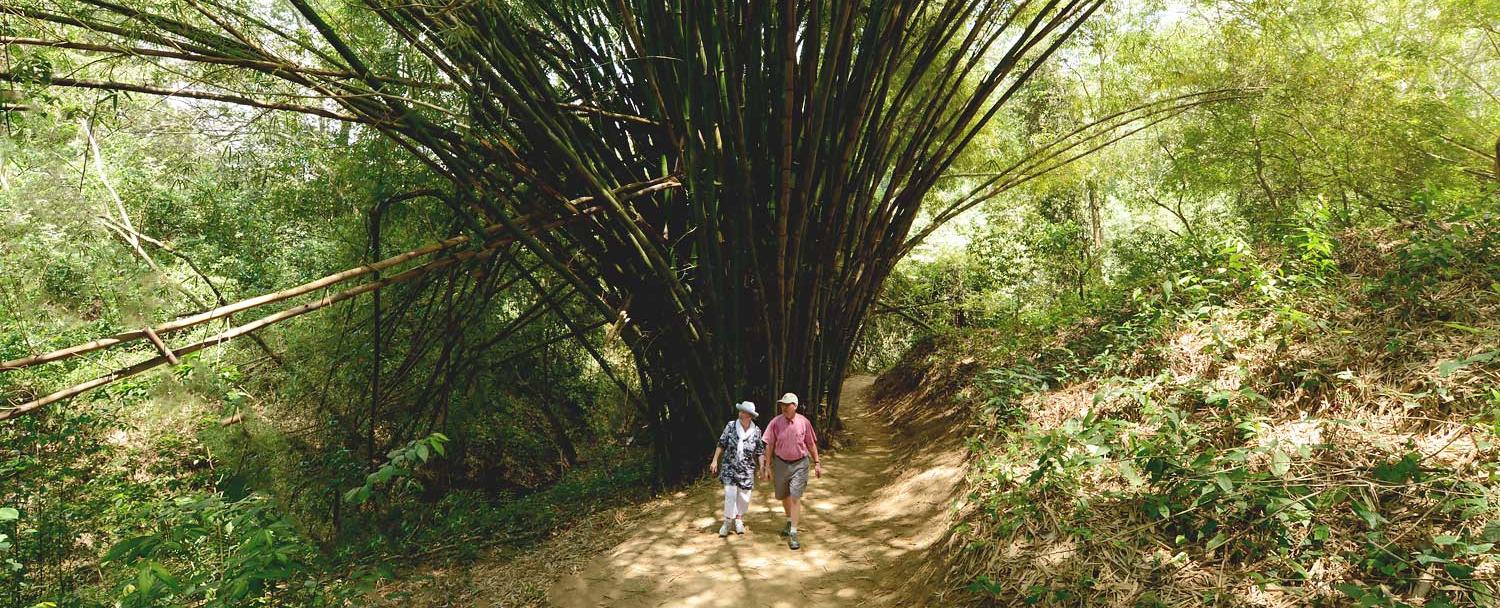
left=772, top=456, right=809, bottom=499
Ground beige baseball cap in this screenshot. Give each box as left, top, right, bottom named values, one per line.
left=776, top=392, right=799, bottom=405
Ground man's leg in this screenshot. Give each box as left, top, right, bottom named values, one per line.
left=785, top=496, right=802, bottom=549
left=786, top=460, right=806, bottom=531
left=772, top=458, right=794, bottom=534
left=785, top=459, right=808, bottom=549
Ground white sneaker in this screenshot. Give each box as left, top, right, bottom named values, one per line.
left=735, top=519, right=745, bottom=534
left=718, top=519, right=731, bottom=537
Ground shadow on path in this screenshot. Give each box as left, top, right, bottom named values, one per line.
left=548, top=376, right=966, bottom=608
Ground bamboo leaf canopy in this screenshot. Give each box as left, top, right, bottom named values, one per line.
left=0, top=0, right=1201, bottom=481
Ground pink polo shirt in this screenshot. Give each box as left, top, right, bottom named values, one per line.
left=763, top=412, right=817, bottom=462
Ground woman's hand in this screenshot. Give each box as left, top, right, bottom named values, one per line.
left=709, top=461, right=718, bottom=475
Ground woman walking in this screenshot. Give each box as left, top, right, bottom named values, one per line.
left=710, top=401, right=764, bottom=537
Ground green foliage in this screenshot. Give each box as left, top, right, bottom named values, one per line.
left=4, top=0, right=1498, bottom=602
left=101, top=493, right=329, bottom=607
left=1374, top=203, right=1500, bottom=315
left=918, top=35, right=1500, bottom=590
left=344, top=433, right=450, bottom=506
left=0, top=392, right=131, bottom=606
left=2, top=66, right=639, bottom=604
left=0, top=506, right=19, bottom=579
left=949, top=211, right=1500, bottom=601
left=979, top=364, right=1050, bottom=423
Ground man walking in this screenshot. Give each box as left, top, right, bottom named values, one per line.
left=760, top=392, right=822, bottom=550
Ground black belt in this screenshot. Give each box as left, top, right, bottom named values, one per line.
left=774, top=455, right=808, bottom=464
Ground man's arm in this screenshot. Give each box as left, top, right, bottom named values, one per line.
left=760, top=422, right=776, bottom=477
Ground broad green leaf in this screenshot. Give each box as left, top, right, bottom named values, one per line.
left=1438, top=350, right=1499, bottom=377
left=137, top=567, right=155, bottom=596
left=1351, top=501, right=1384, bottom=530
left=1445, top=563, right=1476, bottom=578
left=1336, top=583, right=1366, bottom=599
left=1118, top=461, right=1144, bottom=488
left=103, top=535, right=154, bottom=563
left=1372, top=453, right=1421, bottom=484
left=343, top=486, right=370, bottom=505
left=149, top=562, right=181, bottom=592
left=1270, top=449, right=1291, bottom=477
left=1440, top=322, right=1485, bottom=334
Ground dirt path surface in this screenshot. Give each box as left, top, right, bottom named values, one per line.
left=548, top=375, right=965, bottom=608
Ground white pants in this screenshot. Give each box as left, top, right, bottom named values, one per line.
left=723, top=485, right=751, bottom=519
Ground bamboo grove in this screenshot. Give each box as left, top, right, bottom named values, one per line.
left=0, top=0, right=1243, bottom=480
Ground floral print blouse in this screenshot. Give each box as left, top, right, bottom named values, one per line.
left=717, top=419, right=764, bottom=490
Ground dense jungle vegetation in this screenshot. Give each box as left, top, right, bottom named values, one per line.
left=1, top=0, right=1497, bottom=606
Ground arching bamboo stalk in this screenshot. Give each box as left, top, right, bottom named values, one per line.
left=0, top=0, right=1185, bottom=483
left=1, top=226, right=537, bottom=421
left=0, top=185, right=678, bottom=373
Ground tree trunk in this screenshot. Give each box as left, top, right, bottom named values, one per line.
left=6, top=0, right=1107, bottom=487
left=538, top=400, right=578, bottom=470
left=623, top=269, right=870, bottom=483
left=1088, top=182, right=1105, bottom=249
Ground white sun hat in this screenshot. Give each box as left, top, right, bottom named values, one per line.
left=776, top=392, right=799, bottom=405
left=735, top=401, right=758, bottom=417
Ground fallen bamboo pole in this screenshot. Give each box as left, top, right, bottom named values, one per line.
left=1, top=176, right=681, bottom=419
left=0, top=237, right=467, bottom=372
left=0, top=203, right=609, bottom=373
left=1, top=234, right=502, bottom=421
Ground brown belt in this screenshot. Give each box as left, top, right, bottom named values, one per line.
left=773, top=455, right=808, bottom=465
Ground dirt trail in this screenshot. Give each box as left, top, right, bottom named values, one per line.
left=548, top=375, right=965, bottom=608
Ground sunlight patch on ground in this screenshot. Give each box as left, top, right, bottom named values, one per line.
left=550, top=376, right=958, bottom=607
left=1258, top=417, right=1324, bottom=451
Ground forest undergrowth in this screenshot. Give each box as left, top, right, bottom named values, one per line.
left=876, top=209, right=1500, bottom=607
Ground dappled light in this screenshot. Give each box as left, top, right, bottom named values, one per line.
left=551, top=377, right=965, bottom=607
left=2, top=0, right=1495, bottom=604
